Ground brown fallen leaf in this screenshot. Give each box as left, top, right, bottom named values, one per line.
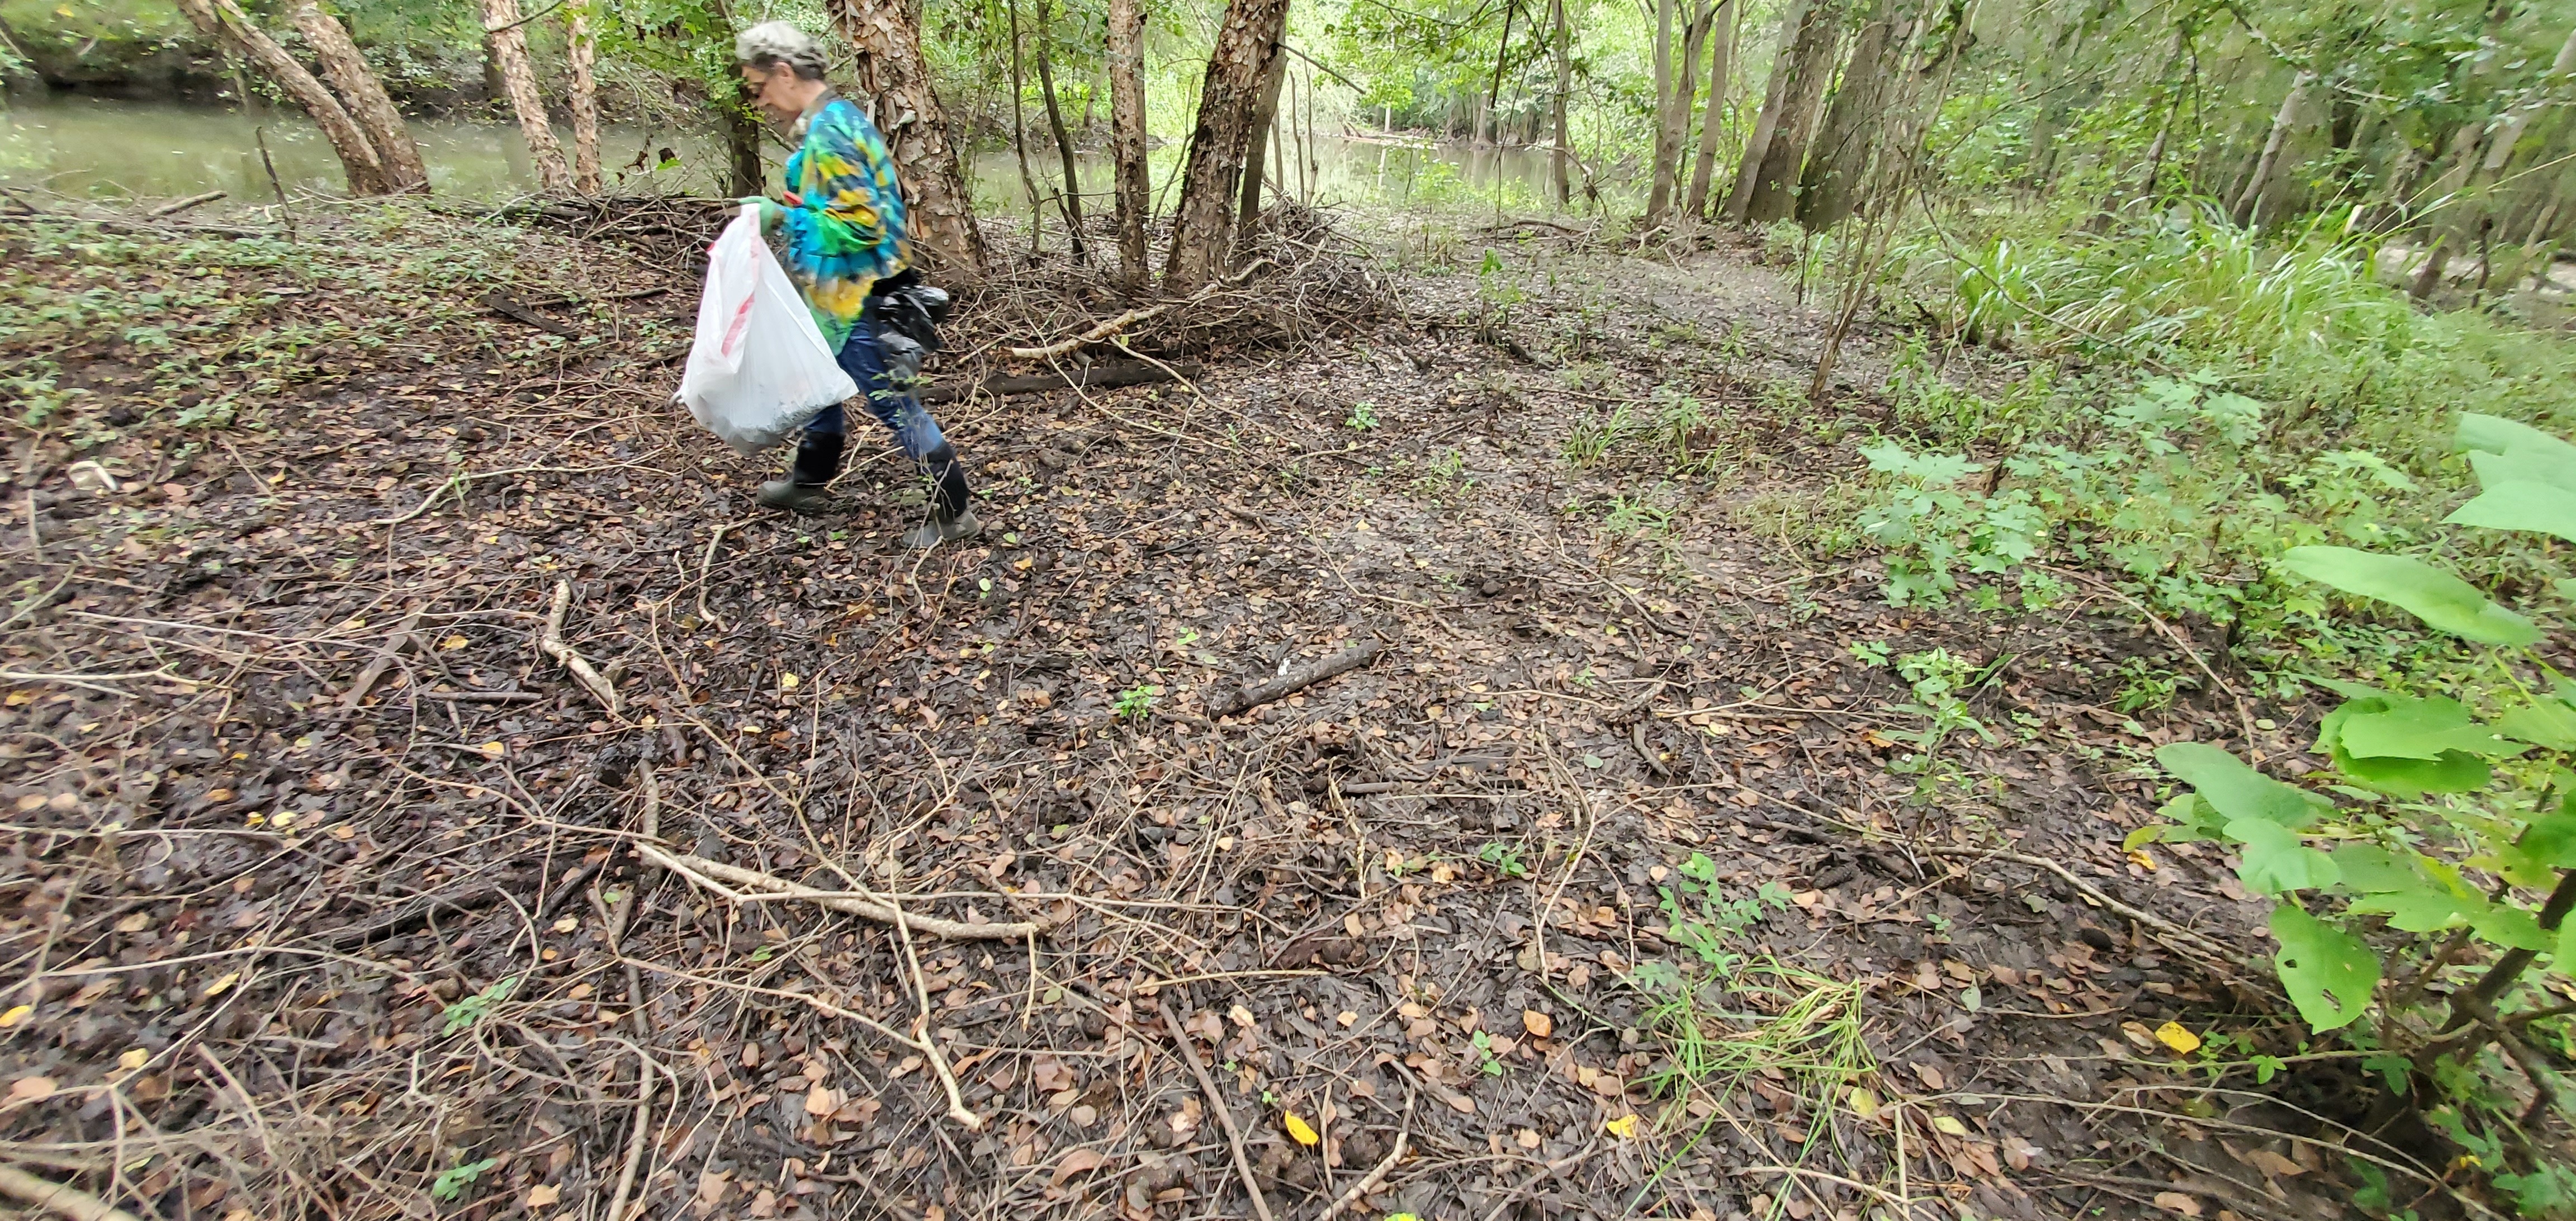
left=526, top=1184, right=561, bottom=1208
left=1522, top=1009, right=1554, bottom=1038
left=804, top=1083, right=837, bottom=1117
left=7, top=1076, right=56, bottom=1104
left=2153, top=1191, right=2203, bottom=1218
left=1051, top=1148, right=1107, bottom=1187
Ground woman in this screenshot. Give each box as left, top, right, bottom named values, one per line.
left=733, top=21, right=978, bottom=547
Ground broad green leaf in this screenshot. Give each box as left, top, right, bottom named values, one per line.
left=2558, top=915, right=2576, bottom=967
left=2332, top=695, right=2521, bottom=760
left=2470, top=447, right=2576, bottom=495
left=2157, top=743, right=2324, bottom=829
left=2348, top=882, right=2481, bottom=933
left=2456, top=412, right=2576, bottom=486
left=2470, top=905, right=2554, bottom=952
left=2446, top=480, right=2576, bottom=545
left=1859, top=443, right=1977, bottom=485
left=2327, top=745, right=2493, bottom=797
left=2279, top=546, right=2541, bottom=646
left=2329, top=844, right=2423, bottom=893
left=2497, top=699, right=2576, bottom=751
left=2228, top=819, right=2340, bottom=894
left=2521, top=808, right=2576, bottom=869
left=2270, top=903, right=2380, bottom=1033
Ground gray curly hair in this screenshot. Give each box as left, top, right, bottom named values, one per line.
left=735, top=21, right=829, bottom=79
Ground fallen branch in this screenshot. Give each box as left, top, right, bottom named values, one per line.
left=1154, top=996, right=1276, bottom=1221
left=600, top=1039, right=655, bottom=1221
left=479, top=291, right=579, bottom=337
left=336, top=610, right=422, bottom=713
left=1208, top=641, right=1385, bottom=718
left=539, top=580, right=622, bottom=715
left=147, top=190, right=228, bottom=218
left=921, top=361, right=1201, bottom=404
left=0, top=1166, right=144, bottom=1221
left=1318, top=1091, right=1412, bottom=1221
left=420, top=689, right=546, bottom=704
left=1005, top=304, right=1169, bottom=360
left=635, top=843, right=1047, bottom=941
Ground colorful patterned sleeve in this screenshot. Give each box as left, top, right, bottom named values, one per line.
left=780, top=100, right=909, bottom=352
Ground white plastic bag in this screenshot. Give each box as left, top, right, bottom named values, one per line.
left=674, top=210, right=858, bottom=456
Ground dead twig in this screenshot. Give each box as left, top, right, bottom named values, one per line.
left=336, top=609, right=422, bottom=713
left=0, top=1167, right=142, bottom=1221
left=1318, top=1090, right=1412, bottom=1221
left=539, top=579, right=622, bottom=714
left=1005, top=303, right=1170, bottom=359
left=599, top=1038, right=656, bottom=1221
left=1154, top=996, right=1276, bottom=1221
left=146, top=190, right=228, bottom=218
left=636, top=845, right=1045, bottom=940
left=1209, top=641, right=1385, bottom=718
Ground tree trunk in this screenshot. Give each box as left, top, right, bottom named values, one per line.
left=1644, top=0, right=1677, bottom=223
left=721, top=88, right=764, bottom=196
left=1035, top=0, right=1087, bottom=255
left=1740, top=0, right=1841, bottom=225
left=1724, top=0, right=1805, bottom=223
left=2230, top=70, right=2313, bottom=228
left=1483, top=0, right=1518, bottom=149
left=1651, top=4, right=1712, bottom=225
left=1795, top=0, right=1893, bottom=231
left=1549, top=0, right=1571, bottom=204
left=1106, top=0, right=1152, bottom=291
left=567, top=6, right=602, bottom=193
left=1239, top=41, right=1290, bottom=231
left=481, top=0, right=569, bottom=192
left=825, top=0, right=991, bottom=272
left=287, top=0, right=427, bottom=193
left=1684, top=0, right=1736, bottom=217
left=1162, top=0, right=1290, bottom=293
left=1008, top=0, right=1049, bottom=249
left=173, top=0, right=391, bottom=195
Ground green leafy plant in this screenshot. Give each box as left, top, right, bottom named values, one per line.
left=1856, top=443, right=2045, bottom=605
left=439, top=977, right=518, bottom=1037
left=429, top=1156, right=499, bottom=1202
left=1477, top=841, right=1530, bottom=878
left=1112, top=685, right=1157, bottom=720
left=2133, top=413, right=2576, bottom=1178
left=1345, top=401, right=1380, bottom=431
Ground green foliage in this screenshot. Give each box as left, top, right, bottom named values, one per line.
left=429, top=1156, right=499, bottom=1202
left=1112, top=685, right=1156, bottom=720
left=1854, top=443, right=2044, bottom=606
left=1476, top=840, right=1530, bottom=878
left=441, top=976, right=518, bottom=1036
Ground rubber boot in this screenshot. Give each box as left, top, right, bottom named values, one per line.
left=757, top=432, right=844, bottom=513
left=898, top=444, right=981, bottom=548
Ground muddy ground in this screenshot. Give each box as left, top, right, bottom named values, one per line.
left=0, top=198, right=2452, bottom=1221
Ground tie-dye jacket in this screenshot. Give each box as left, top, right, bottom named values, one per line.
left=782, top=93, right=908, bottom=353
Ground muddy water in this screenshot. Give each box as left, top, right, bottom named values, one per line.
left=0, top=94, right=1568, bottom=214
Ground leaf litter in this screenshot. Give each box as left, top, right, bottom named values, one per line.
left=0, top=200, right=2407, bottom=1219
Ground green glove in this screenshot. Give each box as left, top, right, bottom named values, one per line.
left=737, top=196, right=784, bottom=231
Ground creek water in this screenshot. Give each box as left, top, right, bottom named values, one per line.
left=0, top=94, right=1566, bottom=215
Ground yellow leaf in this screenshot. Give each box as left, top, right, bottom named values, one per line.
left=0, top=1006, right=29, bottom=1028
left=2153, top=1021, right=2203, bottom=1054
left=1284, top=1113, right=1319, bottom=1146
left=779, top=673, right=800, bottom=689
left=1847, top=1087, right=1881, bottom=1119
left=526, top=1183, right=561, bottom=1208
left=271, top=811, right=297, bottom=832
left=2127, top=848, right=2159, bottom=871
left=204, top=971, right=240, bottom=997
left=480, top=741, right=505, bottom=758
left=117, top=1048, right=148, bottom=1071
left=1522, top=1009, right=1554, bottom=1039
left=1930, top=1115, right=1969, bottom=1137
left=440, top=635, right=469, bottom=650
left=1604, top=1114, right=1641, bottom=1139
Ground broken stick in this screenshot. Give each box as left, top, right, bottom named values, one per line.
left=1206, top=641, right=1386, bottom=718
left=539, top=580, right=622, bottom=714
left=638, top=845, right=1048, bottom=941
left=337, top=610, right=423, bottom=713
left=0, top=1166, right=144, bottom=1221
left=146, top=190, right=228, bottom=218
left=1154, top=997, right=1276, bottom=1221
left=1005, top=304, right=1169, bottom=360
left=1317, top=1091, right=1412, bottom=1221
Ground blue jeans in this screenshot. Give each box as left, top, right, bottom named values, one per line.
left=809, top=299, right=946, bottom=461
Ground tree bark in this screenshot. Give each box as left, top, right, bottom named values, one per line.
left=1162, top=0, right=1290, bottom=294
left=825, top=0, right=991, bottom=272
left=1795, top=0, right=1894, bottom=230
left=173, top=0, right=391, bottom=196
left=1034, top=0, right=1087, bottom=255
left=1106, top=0, right=1152, bottom=291
left=1644, top=0, right=1678, bottom=223
left=1008, top=0, right=1049, bottom=249
left=1684, top=0, right=1735, bottom=217
left=1239, top=39, right=1291, bottom=231
left=1739, top=0, right=1841, bottom=225
left=481, top=0, right=569, bottom=193
left=1549, top=0, right=1572, bottom=204
left=567, top=6, right=602, bottom=193
left=1723, top=0, right=1805, bottom=223
left=2230, top=69, right=2313, bottom=228
left=721, top=88, right=764, bottom=196
left=1481, top=1, right=1517, bottom=148
left=287, top=0, right=427, bottom=193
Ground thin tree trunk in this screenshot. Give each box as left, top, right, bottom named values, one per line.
left=1795, top=0, right=1893, bottom=230
left=1684, top=0, right=1735, bottom=217
left=1239, top=41, right=1290, bottom=230
left=1740, top=0, right=1841, bottom=225
left=1163, top=0, right=1291, bottom=293
left=1644, top=0, right=1678, bottom=223
left=1035, top=0, right=1087, bottom=256
left=173, top=0, right=390, bottom=195
left=1008, top=0, right=1048, bottom=249
left=567, top=5, right=601, bottom=193
left=1106, top=0, right=1151, bottom=291
left=1483, top=0, right=1518, bottom=148
left=287, top=0, right=426, bottom=193
left=721, top=88, right=763, bottom=196
left=1725, top=0, right=1805, bottom=223
left=481, top=0, right=569, bottom=192
left=2231, top=69, right=2313, bottom=228
left=824, top=0, right=991, bottom=272
left=1549, top=0, right=1571, bottom=205
left=1653, top=4, right=1711, bottom=225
